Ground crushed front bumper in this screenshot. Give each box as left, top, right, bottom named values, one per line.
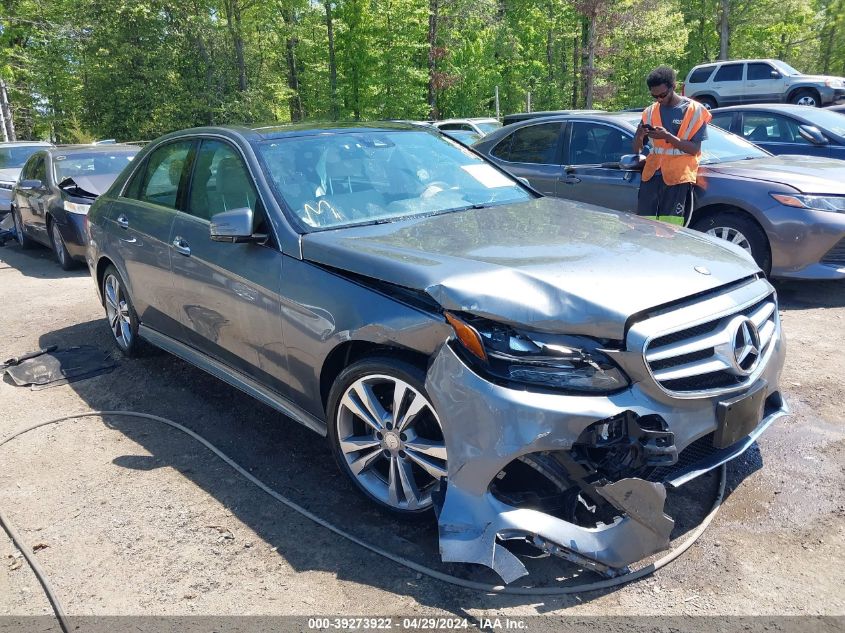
left=425, top=330, right=787, bottom=583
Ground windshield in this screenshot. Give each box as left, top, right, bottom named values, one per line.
left=699, top=125, right=770, bottom=164
left=258, top=129, right=532, bottom=231
left=53, top=149, right=138, bottom=182
left=0, top=145, right=46, bottom=170
left=771, top=60, right=801, bottom=76
left=798, top=108, right=845, bottom=138
left=476, top=121, right=502, bottom=134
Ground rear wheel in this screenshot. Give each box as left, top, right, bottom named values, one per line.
left=327, top=356, right=447, bottom=519
left=697, top=96, right=717, bottom=110
left=790, top=89, right=819, bottom=107
left=691, top=211, right=771, bottom=275
left=102, top=265, right=141, bottom=356
left=49, top=219, right=76, bottom=270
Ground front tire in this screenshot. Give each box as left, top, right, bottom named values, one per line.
left=790, top=89, right=819, bottom=107
left=692, top=211, right=771, bottom=275
left=327, top=356, right=448, bottom=518
left=102, top=265, right=141, bottom=356
left=49, top=219, right=76, bottom=271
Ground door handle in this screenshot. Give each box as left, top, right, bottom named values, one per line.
left=116, top=215, right=129, bottom=229
left=562, top=176, right=581, bottom=185
left=172, top=236, right=191, bottom=256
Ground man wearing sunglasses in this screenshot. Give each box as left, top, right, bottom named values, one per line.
left=632, top=66, right=711, bottom=226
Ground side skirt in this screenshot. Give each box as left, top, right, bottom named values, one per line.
left=139, top=325, right=327, bottom=437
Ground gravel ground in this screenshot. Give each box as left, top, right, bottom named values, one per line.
left=0, top=242, right=843, bottom=627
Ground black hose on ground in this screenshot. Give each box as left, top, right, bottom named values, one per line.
left=0, top=411, right=727, bottom=628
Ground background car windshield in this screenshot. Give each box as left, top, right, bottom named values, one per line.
left=0, top=146, right=43, bottom=169
left=54, top=150, right=137, bottom=182
left=771, top=60, right=800, bottom=76
left=799, top=108, right=845, bottom=138
left=258, top=130, right=531, bottom=230
left=699, top=125, right=770, bottom=164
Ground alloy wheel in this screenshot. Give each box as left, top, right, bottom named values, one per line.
left=335, top=374, right=447, bottom=512
left=104, top=273, right=133, bottom=350
left=51, top=223, right=66, bottom=267
left=706, top=226, right=752, bottom=255
left=796, top=95, right=817, bottom=106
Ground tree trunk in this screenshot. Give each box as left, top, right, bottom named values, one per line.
left=718, top=0, right=729, bottom=60
left=325, top=0, right=338, bottom=120
left=583, top=14, right=596, bottom=109
left=224, top=0, right=248, bottom=92
left=0, top=80, right=14, bottom=142
left=281, top=6, right=304, bottom=121
left=427, top=0, right=439, bottom=120
left=571, top=35, right=579, bottom=108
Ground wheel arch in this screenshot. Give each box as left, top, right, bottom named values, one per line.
left=319, top=340, right=431, bottom=413
left=691, top=203, right=772, bottom=273
left=787, top=86, right=821, bottom=105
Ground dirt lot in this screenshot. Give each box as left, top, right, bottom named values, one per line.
left=0, top=241, right=843, bottom=626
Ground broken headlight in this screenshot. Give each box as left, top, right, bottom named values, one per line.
left=445, top=312, right=630, bottom=393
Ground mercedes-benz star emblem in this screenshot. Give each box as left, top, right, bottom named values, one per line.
left=732, top=317, right=761, bottom=375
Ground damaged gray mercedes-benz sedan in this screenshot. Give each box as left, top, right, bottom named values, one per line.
left=85, top=122, right=787, bottom=582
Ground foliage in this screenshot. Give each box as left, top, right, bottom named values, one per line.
left=0, top=0, right=843, bottom=140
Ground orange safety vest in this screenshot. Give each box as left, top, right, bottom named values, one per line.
left=641, top=99, right=711, bottom=185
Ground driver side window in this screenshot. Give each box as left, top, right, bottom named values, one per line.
left=566, top=123, right=631, bottom=165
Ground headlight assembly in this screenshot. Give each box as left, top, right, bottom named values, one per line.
left=445, top=312, right=630, bottom=393
left=770, top=193, right=845, bottom=213
left=63, top=200, right=92, bottom=215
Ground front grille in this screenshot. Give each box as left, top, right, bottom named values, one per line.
left=821, top=238, right=845, bottom=267
left=642, top=293, right=778, bottom=395
left=646, top=432, right=718, bottom=482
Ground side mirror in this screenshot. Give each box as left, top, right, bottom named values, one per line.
left=771, top=71, right=782, bottom=79
left=209, top=207, right=266, bottom=243
left=798, top=125, right=828, bottom=145
left=516, top=177, right=531, bottom=187
left=619, top=154, right=646, bottom=171
left=18, top=179, right=43, bottom=191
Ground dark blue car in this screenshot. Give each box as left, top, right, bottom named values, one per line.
left=711, top=104, right=845, bottom=159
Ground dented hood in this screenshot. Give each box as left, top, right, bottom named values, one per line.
left=301, top=197, right=758, bottom=339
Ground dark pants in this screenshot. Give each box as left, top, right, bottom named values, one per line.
left=637, top=175, right=694, bottom=226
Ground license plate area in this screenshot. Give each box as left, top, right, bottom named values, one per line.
left=713, top=381, right=767, bottom=449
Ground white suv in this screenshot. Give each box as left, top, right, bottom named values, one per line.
left=684, top=59, right=845, bottom=109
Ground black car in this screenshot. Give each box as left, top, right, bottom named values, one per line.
left=711, top=104, right=845, bottom=159
left=11, top=144, right=139, bottom=269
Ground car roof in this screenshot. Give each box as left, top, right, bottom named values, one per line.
left=0, top=140, right=52, bottom=147
left=47, top=143, right=141, bottom=154
left=713, top=104, right=822, bottom=113
left=154, top=121, right=434, bottom=144
left=691, top=58, right=781, bottom=68
left=435, top=118, right=499, bottom=124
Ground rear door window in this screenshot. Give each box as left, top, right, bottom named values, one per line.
left=566, top=123, right=631, bottom=165
left=714, top=63, right=744, bottom=82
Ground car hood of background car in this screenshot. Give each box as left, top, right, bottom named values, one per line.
left=58, top=173, right=116, bottom=198
left=705, top=155, right=845, bottom=194
left=301, top=197, right=759, bottom=340
left=0, top=168, right=21, bottom=183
